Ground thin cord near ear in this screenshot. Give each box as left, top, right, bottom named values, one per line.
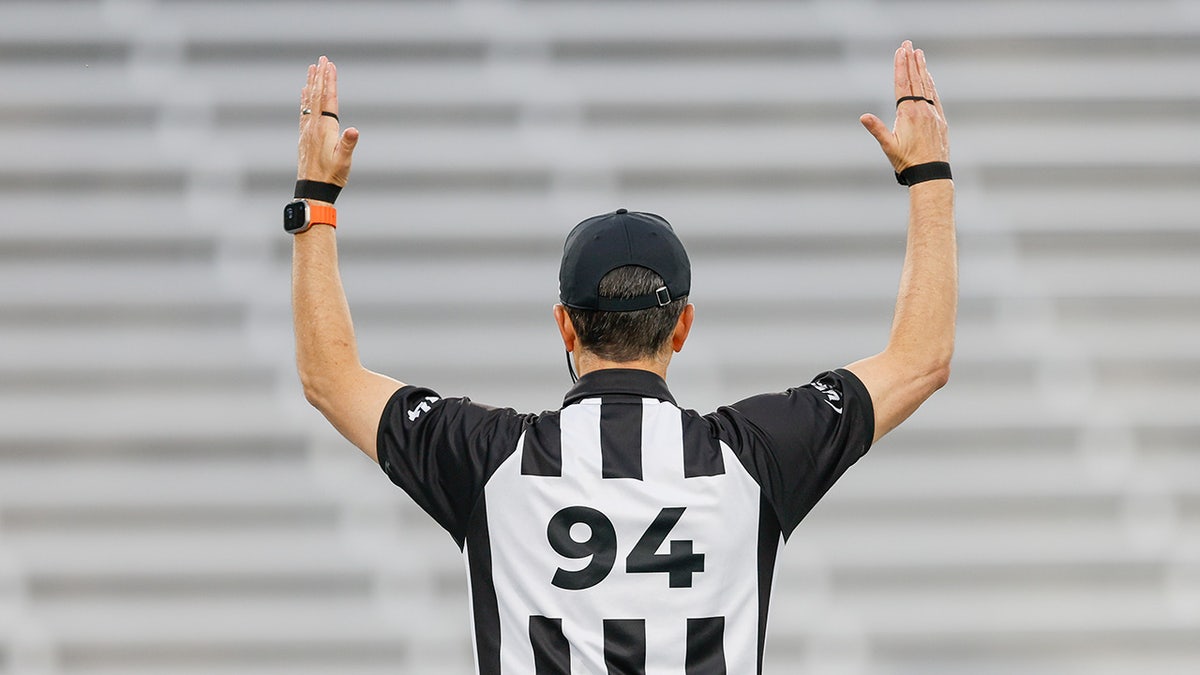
left=565, top=349, right=579, bottom=384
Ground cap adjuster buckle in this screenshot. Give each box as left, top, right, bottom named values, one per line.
left=655, top=286, right=671, bottom=306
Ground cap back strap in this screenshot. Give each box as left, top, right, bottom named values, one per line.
left=594, top=287, right=674, bottom=312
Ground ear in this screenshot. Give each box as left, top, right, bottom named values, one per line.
left=671, top=303, right=695, bottom=353
left=553, top=304, right=577, bottom=352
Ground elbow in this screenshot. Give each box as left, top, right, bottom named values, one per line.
left=299, top=362, right=366, bottom=415
left=887, top=342, right=953, bottom=395
left=924, top=349, right=953, bottom=393
left=929, top=360, right=951, bottom=392
left=298, top=369, right=332, bottom=412
left=301, top=382, right=322, bottom=409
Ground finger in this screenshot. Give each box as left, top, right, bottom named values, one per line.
left=919, top=52, right=946, bottom=120
left=929, top=75, right=945, bottom=121
left=324, top=61, right=339, bottom=118
left=312, top=55, right=328, bottom=116
left=860, top=113, right=896, bottom=155
left=893, top=45, right=909, bottom=101
left=906, top=42, right=924, bottom=99
left=915, top=49, right=936, bottom=109
left=301, top=64, right=314, bottom=107
left=300, top=64, right=316, bottom=128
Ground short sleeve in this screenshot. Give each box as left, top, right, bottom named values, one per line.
left=376, top=385, right=530, bottom=548
left=705, top=368, right=874, bottom=539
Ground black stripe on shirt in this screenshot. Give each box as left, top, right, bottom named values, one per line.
left=601, top=397, right=643, bottom=480
left=682, top=410, right=725, bottom=478
left=686, top=616, right=727, bottom=674
left=522, top=412, right=563, bottom=477
left=603, top=618, right=646, bottom=674
left=466, top=497, right=501, bottom=674
left=530, top=615, right=571, bottom=674
left=755, top=498, right=782, bottom=674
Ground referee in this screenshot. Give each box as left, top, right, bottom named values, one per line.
left=289, top=41, right=954, bottom=675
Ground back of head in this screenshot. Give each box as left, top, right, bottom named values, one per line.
left=565, top=265, right=688, bottom=362
left=558, top=209, right=692, bottom=363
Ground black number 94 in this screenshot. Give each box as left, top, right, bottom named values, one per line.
left=547, top=506, right=705, bottom=591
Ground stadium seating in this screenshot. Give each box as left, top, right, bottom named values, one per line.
left=2, top=0, right=1198, bottom=673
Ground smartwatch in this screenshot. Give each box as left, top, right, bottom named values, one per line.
left=283, top=199, right=336, bottom=235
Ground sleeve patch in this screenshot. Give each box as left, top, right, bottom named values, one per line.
left=807, top=379, right=843, bottom=414
left=406, top=395, right=442, bottom=422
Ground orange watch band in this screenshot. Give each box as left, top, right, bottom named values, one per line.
left=308, top=202, right=337, bottom=229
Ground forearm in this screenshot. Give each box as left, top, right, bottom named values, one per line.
left=886, top=180, right=957, bottom=378
left=292, top=223, right=361, bottom=402
left=846, top=180, right=956, bottom=441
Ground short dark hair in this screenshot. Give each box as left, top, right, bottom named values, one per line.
left=565, top=265, right=688, bottom=362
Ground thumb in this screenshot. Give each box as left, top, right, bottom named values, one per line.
left=859, top=113, right=893, bottom=152
left=334, top=127, right=359, bottom=164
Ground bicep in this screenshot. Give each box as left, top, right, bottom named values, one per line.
left=310, top=367, right=404, bottom=462
left=846, top=350, right=948, bottom=443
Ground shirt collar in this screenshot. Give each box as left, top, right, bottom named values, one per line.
left=563, top=368, right=676, bottom=406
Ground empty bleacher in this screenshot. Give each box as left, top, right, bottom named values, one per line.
left=2, top=0, right=1198, bottom=673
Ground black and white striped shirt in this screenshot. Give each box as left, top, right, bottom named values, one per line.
left=378, top=368, right=873, bottom=674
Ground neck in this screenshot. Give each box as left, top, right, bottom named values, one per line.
left=574, top=351, right=670, bottom=380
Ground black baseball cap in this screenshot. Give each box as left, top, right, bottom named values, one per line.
left=559, top=208, right=691, bottom=311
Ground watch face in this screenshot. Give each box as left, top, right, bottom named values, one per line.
left=283, top=200, right=309, bottom=234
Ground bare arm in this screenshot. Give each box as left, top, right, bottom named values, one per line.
left=292, top=56, right=403, bottom=461
left=846, top=41, right=956, bottom=443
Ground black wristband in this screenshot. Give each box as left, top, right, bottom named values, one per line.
left=895, top=161, right=952, bottom=186
left=294, top=179, right=343, bottom=204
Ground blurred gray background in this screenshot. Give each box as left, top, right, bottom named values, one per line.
left=2, top=0, right=1199, bottom=673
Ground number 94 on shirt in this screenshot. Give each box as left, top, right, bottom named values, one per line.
left=547, top=506, right=705, bottom=591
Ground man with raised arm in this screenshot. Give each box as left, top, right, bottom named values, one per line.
left=288, top=41, right=954, bottom=674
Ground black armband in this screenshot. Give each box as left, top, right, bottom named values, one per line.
left=895, top=162, right=952, bottom=186
left=294, top=179, right=343, bottom=204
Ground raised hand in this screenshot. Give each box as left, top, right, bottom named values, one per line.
left=860, top=41, right=949, bottom=174
left=297, top=55, right=359, bottom=187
